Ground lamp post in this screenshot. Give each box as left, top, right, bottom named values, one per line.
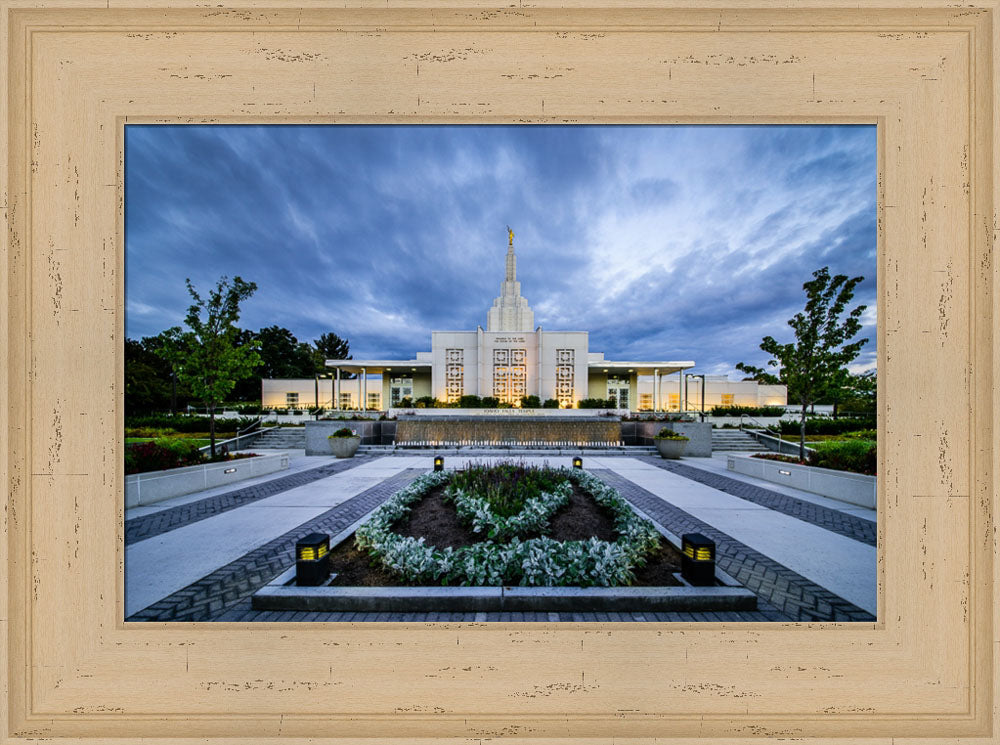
left=685, top=373, right=707, bottom=421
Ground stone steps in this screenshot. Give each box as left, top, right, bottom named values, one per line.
left=253, top=427, right=307, bottom=449
left=711, top=429, right=765, bottom=452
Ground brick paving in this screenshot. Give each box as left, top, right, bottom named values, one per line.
left=594, top=469, right=875, bottom=622
left=639, top=456, right=876, bottom=546
left=124, top=456, right=371, bottom=545
left=126, top=468, right=423, bottom=622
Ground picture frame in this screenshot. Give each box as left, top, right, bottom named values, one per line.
left=2, top=1, right=996, bottom=741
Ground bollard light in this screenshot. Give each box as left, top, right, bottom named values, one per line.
left=295, top=532, right=331, bottom=587
left=680, top=532, right=716, bottom=587
left=572, top=456, right=583, bottom=469
left=433, top=456, right=444, bottom=472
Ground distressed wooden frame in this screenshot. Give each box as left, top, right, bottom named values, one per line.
left=1, top=1, right=997, bottom=742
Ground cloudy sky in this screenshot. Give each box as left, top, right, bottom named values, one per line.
left=125, top=124, right=876, bottom=377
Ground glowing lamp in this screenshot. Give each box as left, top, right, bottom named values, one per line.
left=433, top=456, right=444, bottom=472
left=572, top=457, right=583, bottom=469
left=295, top=532, right=331, bottom=586
left=680, top=532, right=715, bottom=587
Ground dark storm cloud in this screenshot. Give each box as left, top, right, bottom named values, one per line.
left=126, top=124, right=876, bottom=374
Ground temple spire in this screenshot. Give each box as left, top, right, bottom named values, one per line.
left=505, top=225, right=516, bottom=282
left=487, top=226, right=534, bottom=332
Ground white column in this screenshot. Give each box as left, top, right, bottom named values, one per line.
left=653, top=368, right=659, bottom=412
left=335, top=368, right=341, bottom=410
left=678, top=373, right=683, bottom=412
left=361, top=368, right=367, bottom=411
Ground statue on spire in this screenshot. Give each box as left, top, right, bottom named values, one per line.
left=507, top=225, right=514, bottom=247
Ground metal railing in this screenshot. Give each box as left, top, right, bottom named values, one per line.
left=197, top=416, right=263, bottom=454
left=739, top=413, right=781, bottom=443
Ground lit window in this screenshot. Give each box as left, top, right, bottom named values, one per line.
left=721, top=393, right=735, bottom=406
left=639, top=393, right=653, bottom=411
left=668, top=393, right=680, bottom=410
left=286, top=392, right=299, bottom=406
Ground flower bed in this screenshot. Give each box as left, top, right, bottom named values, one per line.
left=353, top=466, right=663, bottom=587
left=752, top=439, right=876, bottom=476
left=124, top=437, right=259, bottom=475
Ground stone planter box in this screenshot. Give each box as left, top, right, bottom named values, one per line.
left=125, top=452, right=289, bottom=509
left=726, top=454, right=876, bottom=509
left=655, top=438, right=689, bottom=459
left=328, top=436, right=361, bottom=458
left=622, top=421, right=711, bottom=455
left=305, top=420, right=393, bottom=453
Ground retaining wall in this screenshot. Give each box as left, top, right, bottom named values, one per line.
left=305, top=420, right=396, bottom=453
left=726, top=454, right=875, bottom=509
left=622, top=421, right=712, bottom=456
left=394, top=416, right=621, bottom=447
left=125, top=452, right=290, bottom=508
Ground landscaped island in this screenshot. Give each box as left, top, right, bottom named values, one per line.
left=332, top=462, right=683, bottom=587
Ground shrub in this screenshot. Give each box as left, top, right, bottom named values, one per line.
left=447, top=479, right=572, bottom=541
left=448, top=461, right=567, bottom=518
left=125, top=437, right=202, bottom=474
left=480, top=396, right=500, bottom=408
left=397, top=396, right=413, bottom=408
left=577, top=398, right=615, bottom=409
left=775, top=417, right=876, bottom=435
left=843, top=428, right=877, bottom=441
left=808, top=440, right=876, bottom=475
left=542, top=398, right=560, bottom=409
left=520, top=395, right=541, bottom=408
left=654, top=427, right=689, bottom=441
left=414, top=396, right=438, bottom=408
left=458, top=394, right=483, bottom=408
left=710, top=404, right=786, bottom=417
left=124, top=413, right=255, bottom=433
left=354, top=468, right=661, bottom=587
left=329, top=427, right=358, bottom=438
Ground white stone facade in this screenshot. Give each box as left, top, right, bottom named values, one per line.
left=270, top=232, right=791, bottom=411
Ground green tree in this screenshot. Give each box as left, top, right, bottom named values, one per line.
left=838, top=369, right=877, bottom=417
left=312, top=331, right=352, bottom=375
left=125, top=334, right=194, bottom=415
left=737, top=267, right=868, bottom=459
left=255, top=325, right=314, bottom=378
left=228, top=327, right=265, bottom=402
left=158, top=276, right=262, bottom=456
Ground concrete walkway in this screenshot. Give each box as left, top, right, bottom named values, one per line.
left=125, top=456, right=425, bottom=616
left=125, top=453, right=877, bottom=621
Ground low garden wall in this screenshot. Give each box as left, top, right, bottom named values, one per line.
left=305, top=420, right=396, bottom=453
left=726, top=454, right=875, bottom=509
left=125, top=452, right=290, bottom=508
left=622, top=421, right=712, bottom=456
left=394, top=416, right=621, bottom=447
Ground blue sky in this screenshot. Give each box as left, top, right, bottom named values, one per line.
left=125, top=124, right=877, bottom=376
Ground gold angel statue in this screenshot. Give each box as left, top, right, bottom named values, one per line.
left=507, top=225, right=514, bottom=246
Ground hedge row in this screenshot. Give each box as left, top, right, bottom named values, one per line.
left=773, top=417, right=876, bottom=435
left=124, top=414, right=259, bottom=433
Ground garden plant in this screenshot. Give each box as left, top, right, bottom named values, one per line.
left=353, top=463, right=662, bottom=587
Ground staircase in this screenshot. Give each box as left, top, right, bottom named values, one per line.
left=252, top=426, right=307, bottom=450
left=711, top=428, right=765, bottom=452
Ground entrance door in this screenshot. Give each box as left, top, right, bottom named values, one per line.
left=390, top=377, right=413, bottom=406
left=607, top=375, right=630, bottom=409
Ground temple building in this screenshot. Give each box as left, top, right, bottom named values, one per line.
left=261, top=230, right=787, bottom=412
